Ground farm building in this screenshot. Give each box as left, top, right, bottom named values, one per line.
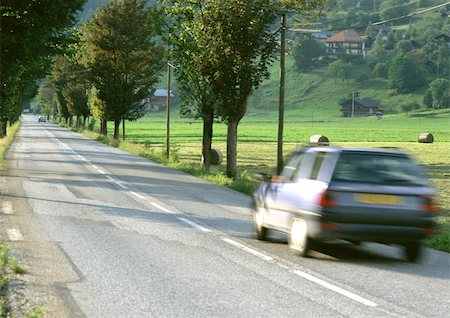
left=146, top=89, right=175, bottom=112
left=339, top=98, right=382, bottom=117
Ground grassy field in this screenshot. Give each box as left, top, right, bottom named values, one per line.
left=81, top=110, right=450, bottom=252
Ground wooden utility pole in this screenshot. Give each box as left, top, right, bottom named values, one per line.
left=166, top=62, right=172, bottom=159
left=277, top=13, right=286, bottom=175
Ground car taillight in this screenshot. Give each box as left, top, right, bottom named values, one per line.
left=421, top=196, right=439, bottom=213
left=319, top=190, right=336, bottom=208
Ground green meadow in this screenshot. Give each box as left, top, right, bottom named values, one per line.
left=97, top=110, right=448, bottom=252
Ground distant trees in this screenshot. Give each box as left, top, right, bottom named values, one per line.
left=429, top=78, right=450, bottom=109
left=80, top=0, right=164, bottom=139
left=388, top=53, right=424, bottom=93
left=50, top=55, right=91, bottom=127
left=293, top=36, right=326, bottom=71
left=326, top=59, right=351, bottom=83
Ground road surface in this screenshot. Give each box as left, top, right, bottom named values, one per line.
left=0, top=116, right=448, bottom=317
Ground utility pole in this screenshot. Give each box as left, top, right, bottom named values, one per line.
left=166, top=62, right=172, bottom=159
left=277, top=13, right=286, bottom=174
left=352, top=91, right=355, bottom=118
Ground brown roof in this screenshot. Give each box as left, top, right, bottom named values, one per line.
left=325, top=30, right=364, bottom=43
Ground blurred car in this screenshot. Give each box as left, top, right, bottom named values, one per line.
left=251, top=146, right=438, bottom=261
left=38, top=116, right=46, bottom=123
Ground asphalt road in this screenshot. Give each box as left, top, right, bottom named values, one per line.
left=0, top=115, right=448, bottom=317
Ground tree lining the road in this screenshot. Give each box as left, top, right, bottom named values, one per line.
left=160, top=0, right=327, bottom=178
left=0, top=0, right=86, bottom=136
left=79, top=0, right=165, bottom=139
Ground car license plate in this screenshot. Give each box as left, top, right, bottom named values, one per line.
left=355, top=193, right=403, bottom=205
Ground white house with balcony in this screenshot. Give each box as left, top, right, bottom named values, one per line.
left=325, top=30, right=366, bottom=57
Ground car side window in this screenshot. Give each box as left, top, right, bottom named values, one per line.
left=310, top=152, right=327, bottom=180
left=280, top=153, right=303, bottom=182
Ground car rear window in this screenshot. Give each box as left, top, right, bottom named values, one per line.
left=331, top=152, right=427, bottom=185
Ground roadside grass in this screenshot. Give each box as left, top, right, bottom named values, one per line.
left=0, top=241, right=29, bottom=316
left=0, top=121, right=21, bottom=170
left=68, top=113, right=450, bottom=253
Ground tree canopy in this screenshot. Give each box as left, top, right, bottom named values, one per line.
left=0, top=0, right=85, bottom=131
left=80, top=0, right=164, bottom=139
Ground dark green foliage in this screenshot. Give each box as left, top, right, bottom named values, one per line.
left=388, top=53, right=425, bottom=93
left=429, top=78, right=450, bottom=109
left=293, top=35, right=326, bottom=71
left=0, top=0, right=86, bottom=130
left=423, top=89, right=433, bottom=108
left=372, top=63, right=388, bottom=78
left=80, top=0, right=164, bottom=139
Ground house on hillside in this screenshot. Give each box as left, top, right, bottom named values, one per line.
left=325, top=30, right=366, bottom=57
left=146, top=89, right=175, bottom=112
left=435, top=32, right=450, bottom=48
left=339, top=98, right=382, bottom=117
left=366, top=24, right=393, bottom=41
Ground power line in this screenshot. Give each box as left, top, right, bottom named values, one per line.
left=373, top=1, right=450, bottom=25
left=291, top=1, right=450, bottom=33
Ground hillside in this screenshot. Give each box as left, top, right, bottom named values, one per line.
left=246, top=56, right=434, bottom=121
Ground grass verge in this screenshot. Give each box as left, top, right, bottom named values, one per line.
left=0, top=121, right=21, bottom=170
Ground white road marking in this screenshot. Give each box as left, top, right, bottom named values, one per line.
left=1, top=201, right=13, bottom=214
left=130, top=191, right=145, bottom=200
left=292, top=270, right=377, bottom=307
left=178, top=217, right=211, bottom=233
left=222, top=238, right=273, bottom=261
left=43, top=125, right=379, bottom=309
left=6, top=229, right=24, bottom=241
left=151, top=202, right=174, bottom=214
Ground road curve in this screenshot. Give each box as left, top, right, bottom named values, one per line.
left=0, top=116, right=448, bottom=317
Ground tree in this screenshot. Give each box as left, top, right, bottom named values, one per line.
left=80, top=0, right=164, bottom=139
left=195, top=0, right=281, bottom=178
left=50, top=55, right=91, bottom=127
left=388, top=53, right=424, bottom=93
left=0, top=0, right=85, bottom=134
left=37, top=81, right=58, bottom=119
left=401, top=102, right=419, bottom=116
left=380, top=0, right=411, bottom=21
left=160, top=1, right=220, bottom=170
left=293, top=35, right=326, bottom=71
left=423, top=89, right=433, bottom=109
left=326, top=59, right=351, bottom=83
left=429, top=78, right=449, bottom=110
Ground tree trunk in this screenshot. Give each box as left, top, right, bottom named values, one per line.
left=82, top=116, right=87, bottom=129
left=226, top=120, right=238, bottom=179
left=0, top=121, right=6, bottom=137
left=122, top=119, right=125, bottom=141
left=202, top=112, right=214, bottom=171
left=113, top=119, right=120, bottom=140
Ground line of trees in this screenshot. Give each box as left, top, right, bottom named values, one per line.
left=4, top=0, right=327, bottom=179
left=36, top=0, right=326, bottom=178
left=0, top=0, right=85, bottom=136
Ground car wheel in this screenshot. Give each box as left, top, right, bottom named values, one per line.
left=288, top=218, right=311, bottom=257
left=404, top=243, right=421, bottom=262
left=253, top=207, right=268, bottom=241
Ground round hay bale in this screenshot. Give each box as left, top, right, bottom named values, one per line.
left=309, top=135, right=329, bottom=146
left=210, top=148, right=223, bottom=165
left=418, top=132, right=434, bottom=143
left=201, top=148, right=223, bottom=165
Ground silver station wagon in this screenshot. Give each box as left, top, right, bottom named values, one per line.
left=251, top=147, right=438, bottom=262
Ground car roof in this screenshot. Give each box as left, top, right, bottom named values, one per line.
left=294, top=146, right=409, bottom=157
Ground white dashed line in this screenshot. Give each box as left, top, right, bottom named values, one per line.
left=178, top=217, right=211, bottom=233
left=292, top=270, right=377, bottom=307
left=1, top=201, right=13, bottom=214
left=6, top=229, right=24, bottom=241
left=151, top=202, right=174, bottom=214
left=130, top=191, right=146, bottom=200
left=222, top=238, right=273, bottom=261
